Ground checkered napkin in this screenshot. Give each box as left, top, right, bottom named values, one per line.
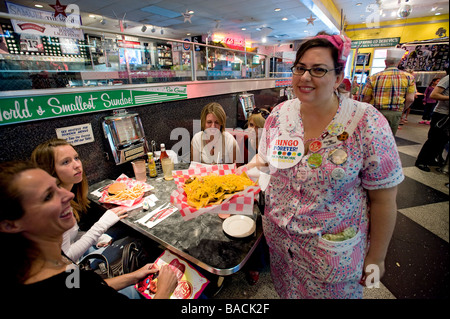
left=170, top=163, right=260, bottom=221
left=99, top=174, right=154, bottom=207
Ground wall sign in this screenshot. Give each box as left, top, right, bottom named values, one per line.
left=55, top=123, right=94, bottom=146
left=351, top=37, right=400, bottom=48
left=0, top=86, right=187, bottom=126
left=6, top=2, right=84, bottom=40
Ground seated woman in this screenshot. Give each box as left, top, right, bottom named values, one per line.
left=191, top=102, right=240, bottom=164
left=31, top=138, right=127, bottom=262
left=0, top=161, right=178, bottom=300
left=244, top=108, right=270, bottom=163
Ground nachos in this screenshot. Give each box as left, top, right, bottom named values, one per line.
left=183, top=172, right=256, bottom=209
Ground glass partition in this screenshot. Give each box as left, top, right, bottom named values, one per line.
left=0, top=14, right=295, bottom=92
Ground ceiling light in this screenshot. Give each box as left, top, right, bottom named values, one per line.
left=435, top=12, right=441, bottom=15
left=89, top=15, right=96, bottom=18
left=261, top=37, right=267, bottom=43
left=188, top=10, right=194, bottom=14
left=356, top=3, right=362, bottom=6
left=187, top=33, right=191, bottom=35
left=282, top=17, right=288, bottom=21
left=431, top=7, right=437, bottom=11
left=35, top=4, right=43, bottom=8
left=274, top=8, right=281, bottom=11
left=241, top=28, right=246, bottom=31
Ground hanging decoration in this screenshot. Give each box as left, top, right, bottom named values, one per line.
left=306, top=15, right=316, bottom=26
left=182, top=10, right=193, bottom=23
left=397, top=1, right=412, bottom=18
left=50, top=0, right=67, bottom=18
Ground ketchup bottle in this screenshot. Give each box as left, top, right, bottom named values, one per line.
left=160, top=143, right=169, bottom=160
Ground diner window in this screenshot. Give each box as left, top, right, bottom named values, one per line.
left=371, top=49, right=387, bottom=75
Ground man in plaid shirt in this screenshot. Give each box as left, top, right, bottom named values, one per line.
left=362, top=48, right=416, bottom=135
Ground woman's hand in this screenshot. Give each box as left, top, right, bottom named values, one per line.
left=153, top=265, right=179, bottom=299
left=110, top=207, right=128, bottom=220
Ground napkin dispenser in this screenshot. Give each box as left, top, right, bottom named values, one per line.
left=102, top=110, right=149, bottom=165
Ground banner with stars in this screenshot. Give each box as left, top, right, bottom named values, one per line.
left=6, top=1, right=83, bottom=40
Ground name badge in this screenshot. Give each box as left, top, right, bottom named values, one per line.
left=268, top=132, right=304, bottom=169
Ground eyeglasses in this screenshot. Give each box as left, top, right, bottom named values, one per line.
left=252, top=108, right=270, bottom=119
left=290, top=65, right=338, bottom=78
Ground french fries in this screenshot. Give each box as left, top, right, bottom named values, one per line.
left=105, top=183, right=145, bottom=202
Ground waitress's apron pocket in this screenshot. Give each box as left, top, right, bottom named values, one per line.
left=313, top=230, right=364, bottom=284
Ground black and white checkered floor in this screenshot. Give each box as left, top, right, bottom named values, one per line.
left=215, top=113, right=449, bottom=299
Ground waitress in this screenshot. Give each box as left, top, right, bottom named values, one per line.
left=257, top=33, right=404, bottom=298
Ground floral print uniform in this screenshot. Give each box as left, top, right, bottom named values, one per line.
left=259, top=96, right=404, bottom=299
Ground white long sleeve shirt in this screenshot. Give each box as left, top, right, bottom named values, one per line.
left=62, top=210, right=120, bottom=262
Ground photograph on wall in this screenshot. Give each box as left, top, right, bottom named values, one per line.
left=60, top=37, right=80, bottom=55
left=400, top=43, right=449, bottom=71
left=356, top=53, right=371, bottom=66
left=19, top=33, right=44, bottom=53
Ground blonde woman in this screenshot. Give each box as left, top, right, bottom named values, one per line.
left=191, top=102, right=240, bottom=164
left=31, top=139, right=127, bottom=262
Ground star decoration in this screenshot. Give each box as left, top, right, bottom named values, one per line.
left=182, top=10, right=192, bottom=23
left=306, top=14, right=316, bottom=26
left=50, top=0, right=67, bottom=18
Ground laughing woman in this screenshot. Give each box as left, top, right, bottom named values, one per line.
left=0, top=161, right=178, bottom=300
left=31, top=138, right=127, bottom=262
left=257, top=33, right=404, bottom=298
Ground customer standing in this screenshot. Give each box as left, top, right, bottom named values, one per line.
left=257, top=33, right=404, bottom=299
left=361, top=48, right=416, bottom=135
left=415, top=73, right=449, bottom=172
left=419, top=77, right=441, bottom=124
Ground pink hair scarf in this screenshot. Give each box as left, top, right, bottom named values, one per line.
left=315, top=33, right=352, bottom=66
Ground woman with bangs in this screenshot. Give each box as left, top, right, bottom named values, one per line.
left=254, top=32, right=404, bottom=299
left=191, top=102, right=240, bottom=164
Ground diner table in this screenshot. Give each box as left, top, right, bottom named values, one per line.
left=88, top=163, right=264, bottom=276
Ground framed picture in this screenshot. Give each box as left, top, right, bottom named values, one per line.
left=356, top=53, right=371, bottom=66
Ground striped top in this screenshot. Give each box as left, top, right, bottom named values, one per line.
left=362, top=67, right=416, bottom=111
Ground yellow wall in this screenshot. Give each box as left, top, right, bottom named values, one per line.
left=346, top=15, right=449, bottom=73
left=346, top=15, right=449, bottom=42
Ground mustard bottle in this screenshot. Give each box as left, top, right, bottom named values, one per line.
left=147, top=152, right=158, bottom=178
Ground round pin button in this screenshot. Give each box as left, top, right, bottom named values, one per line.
left=309, top=140, right=322, bottom=153
left=337, top=131, right=349, bottom=141
left=296, top=167, right=308, bottom=181
left=331, top=167, right=345, bottom=180
left=327, top=123, right=344, bottom=136
left=328, top=149, right=348, bottom=165
left=307, top=153, right=322, bottom=169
